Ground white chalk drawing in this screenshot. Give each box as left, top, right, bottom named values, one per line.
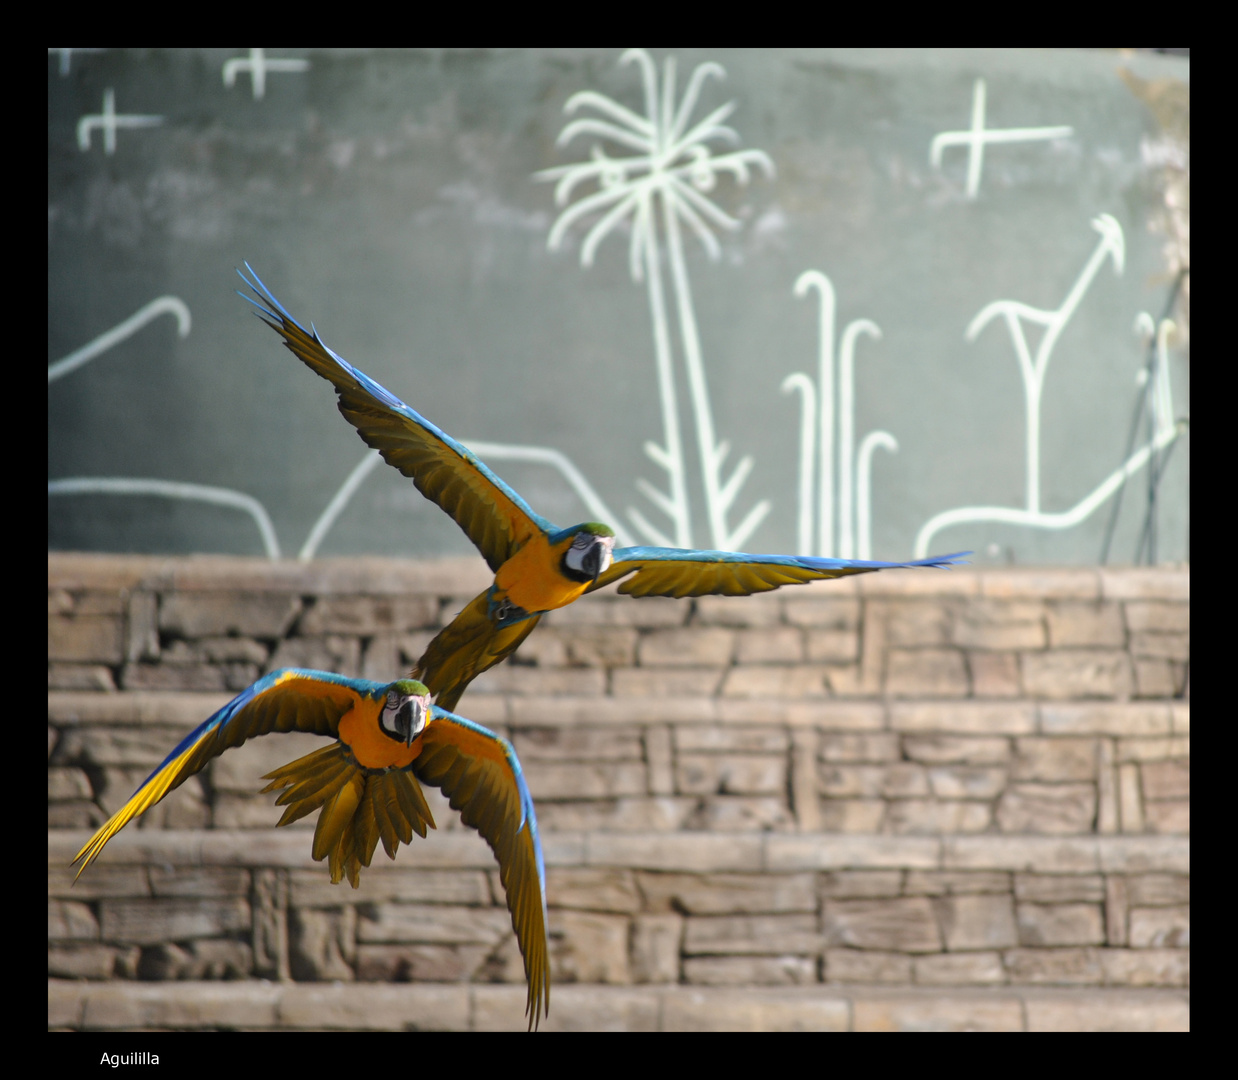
left=782, top=271, right=897, bottom=560
left=48, top=297, right=191, bottom=383
left=76, top=89, right=162, bottom=155
left=930, top=78, right=1073, bottom=198
left=536, top=49, right=774, bottom=551
left=299, top=445, right=636, bottom=561
left=1126, top=311, right=1187, bottom=562
left=49, top=299, right=282, bottom=560
left=1132, top=313, right=1180, bottom=452
left=48, top=478, right=280, bottom=559
left=48, top=48, right=104, bottom=76
left=222, top=49, right=310, bottom=101
left=913, top=214, right=1186, bottom=558
left=298, top=452, right=383, bottom=561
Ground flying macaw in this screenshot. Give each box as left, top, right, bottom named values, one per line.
left=238, top=266, right=967, bottom=712
left=73, top=669, right=549, bottom=1030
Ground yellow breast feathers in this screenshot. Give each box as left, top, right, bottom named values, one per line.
left=338, top=699, right=422, bottom=770
left=494, top=532, right=591, bottom=615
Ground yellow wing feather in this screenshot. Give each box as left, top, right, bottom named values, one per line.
left=590, top=558, right=872, bottom=598
left=72, top=671, right=361, bottom=877
left=242, top=269, right=552, bottom=572
left=413, top=590, right=543, bottom=713
left=415, top=717, right=550, bottom=1030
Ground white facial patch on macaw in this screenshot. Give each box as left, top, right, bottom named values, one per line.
left=380, top=690, right=429, bottom=744
left=565, top=531, right=615, bottom=580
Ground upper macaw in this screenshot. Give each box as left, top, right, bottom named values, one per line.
left=73, top=669, right=549, bottom=1030
left=238, top=266, right=967, bottom=712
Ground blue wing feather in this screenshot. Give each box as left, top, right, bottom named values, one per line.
left=419, top=706, right=549, bottom=1028
left=610, top=547, right=971, bottom=569
left=147, top=667, right=381, bottom=787
left=237, top=265, right=558, bottom=568
left=72, top=668, right=382, bottom=877
left=424, top=707, right=544, bottom=871
left=591, top=548, right=971, bottom=597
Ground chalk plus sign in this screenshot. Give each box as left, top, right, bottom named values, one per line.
left=222, top=48, right=309, bottom=101
left=76, top=89, right=162, bottom=155
left=48, top=48, right=105, bottom=76
left=930, top=78, right=1073, bottom=198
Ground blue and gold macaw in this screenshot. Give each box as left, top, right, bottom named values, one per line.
left=238, top=266, right=967, bottom=712
left=73, top=669, right=549, bottom=1030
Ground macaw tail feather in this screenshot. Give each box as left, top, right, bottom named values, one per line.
left=261, top=742, right=358, bottom=827
left=413, top=590, right=542, bottom=714
left=374, top=767, right=437, bottom=847
left=262, top=745, right=437, bottom=888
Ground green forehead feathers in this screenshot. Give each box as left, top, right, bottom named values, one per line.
left=579, top=523, right=615, bottom=538
left=391, top=679, right=429, bottom=696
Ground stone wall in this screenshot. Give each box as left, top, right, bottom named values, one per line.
left=48, top=554, right=1189, bottom=1031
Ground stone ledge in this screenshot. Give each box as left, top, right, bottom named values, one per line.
left=48, top=692, right=234, bottom=728
left=1098, top=568, right=1190, bottom=602
left=49, top=828, right=498, bottom=871
left=48, top=981, right=1189, bottom=1031
left=49, top=831, right=1189, bottom=875
left=47, top=692, right=1189, bottom=734
left=48, top=554, right=491, bottom=596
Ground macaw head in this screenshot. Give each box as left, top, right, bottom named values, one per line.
left=561, top=523, right=616, bottom=584
left=379, top=679, right=431, bottom=745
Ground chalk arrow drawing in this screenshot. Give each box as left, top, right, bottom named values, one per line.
left=914, top=214, right=1186, bottom=558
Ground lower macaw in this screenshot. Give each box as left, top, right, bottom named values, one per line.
left=239, top=266, right=967, bottom=712
left=73, top=668, right=549, bottom=1030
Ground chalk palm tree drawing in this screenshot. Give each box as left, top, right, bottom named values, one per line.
left=782, top=271, right=898, bottom=560
left=536, top=49, right=775, bottom=550
left=913, top=214, right=1187, bottom=557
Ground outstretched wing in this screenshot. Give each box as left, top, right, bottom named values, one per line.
left=589, top=549, right=972, bottom=598
left=238, top=265, right=556, bottom=572
left=412, top=590, right=543, bottom=714
left=414, top=710, right=549, bottom=1031
left=72, top=668, right=383, bottom=876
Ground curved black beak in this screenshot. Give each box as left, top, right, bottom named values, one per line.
left=583, top=543, right=604, bottom=584
left=395, top=699, right=426, bottom=745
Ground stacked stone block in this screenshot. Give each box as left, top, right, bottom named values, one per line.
left=48, top=554, right=1188, bottom=1030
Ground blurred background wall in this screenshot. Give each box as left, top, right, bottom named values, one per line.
left=49, top=49, right=1188, bottom=566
